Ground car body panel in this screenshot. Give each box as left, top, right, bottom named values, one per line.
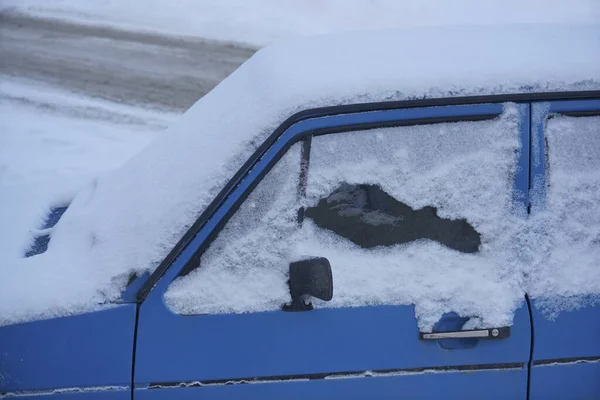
left=530, top=299, right=600, bottom=361
left=529, top=361, right=600, bottom=400
left=0, top=305, right=135, bottom=393
left=529, top=302, right=600, bottom=400
left=2, top=389, right=130, bottom=400
left=135, top=304, right=531, bottom=384
left=136, top=368, right=527, bottom=400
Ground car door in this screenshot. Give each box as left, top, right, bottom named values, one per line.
left=527, top=99, right=600, bottom=399
left=133, top=101, right=532, bottom=399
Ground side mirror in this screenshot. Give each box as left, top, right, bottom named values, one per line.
left=282, top=257, right=333, bottom=312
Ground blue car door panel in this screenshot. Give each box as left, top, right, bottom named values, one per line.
left=134, top=103, right=532, bottom=399
left=528, top=101, right=600, bottom=400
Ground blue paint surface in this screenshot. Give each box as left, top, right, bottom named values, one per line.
left=7, top=389, right=130, bottom=400
left=23, top=234, right=51, bottom=258
left=515, top=102, right=531, bottom=209
left=136, top=304, right=531, bottom=384
left=530, top=362, right=600, bottom=400
left=41, top=206, right=69, bottom=229
left=530, top=298, right=600, bottom=360
left=120, top=271, right=150, bottom=303
left=137, top=368, right=528, bottom=400
left=0, top=305, right=136, bottom=392
left=434, top=312, right=478, bottom=350
left=24, top=205, right=69, bottom=258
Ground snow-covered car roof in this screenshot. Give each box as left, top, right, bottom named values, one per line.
left=1, top=24, right=599, bottom=326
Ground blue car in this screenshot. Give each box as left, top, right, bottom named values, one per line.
left=1, top=27, right=600, bottom=399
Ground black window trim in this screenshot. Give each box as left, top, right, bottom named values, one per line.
left=136, top=90, right=600, bottom=302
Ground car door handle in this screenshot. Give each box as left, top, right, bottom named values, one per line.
left=419, top=327, right=510, bottom=340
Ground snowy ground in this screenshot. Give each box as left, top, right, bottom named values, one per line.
left=2, top=0, right=599, bottom=47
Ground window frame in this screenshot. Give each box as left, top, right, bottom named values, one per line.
left=142, top=101, right=537, bottom=305
left=136, top=92, right=600, bottom=303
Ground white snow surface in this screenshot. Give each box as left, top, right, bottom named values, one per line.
left=0, top=78, right=175, bottom=324
left=2, top=0, right=599, bottom=47
left=527, top=116, right=600, bottom=317
left=0, top=78, right=175, bottom=260
left=1, top=25, right=599, bottom=326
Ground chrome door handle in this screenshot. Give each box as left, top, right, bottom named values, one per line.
left=419, top=327, right=510, bottom=340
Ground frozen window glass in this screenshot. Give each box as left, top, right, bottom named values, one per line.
left=165, top=143, right=303, bottom=314
left=165, top=105, right=524, bottom=330
left=296, top=106, right=522, bottom=330
left=528, top=115, right=600, bottom=312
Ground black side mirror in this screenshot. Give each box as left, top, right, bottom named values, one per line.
left=282, top=257, right=333, bottom=312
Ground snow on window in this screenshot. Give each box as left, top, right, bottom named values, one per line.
left=296, top=105, right=523, bottom=330
left=527, top=115, right=600, bottom=317
left=166, top=105, right=526, bottom=331
left=165, top=144, right=303, bottom=314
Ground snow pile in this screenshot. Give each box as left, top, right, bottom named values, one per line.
left=0, top=79, right=174, bottom=325
left=2, top=0, right=599, bottom=47
left=1, top=26, right=599, bottom=326
left=166, top=108, right=524, bottom=330
left=527, top=116, right=600, bottom=317
left=0, top=78, right=175, bottom=261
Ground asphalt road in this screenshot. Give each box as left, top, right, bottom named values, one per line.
left=0, top=12, right=256, bottom=112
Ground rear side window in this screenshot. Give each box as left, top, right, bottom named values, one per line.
left=165, top=105, right=523, bottom=330
left=528, top=115, right=600, bottom=312
left=546, top=115, right=600, bottom=174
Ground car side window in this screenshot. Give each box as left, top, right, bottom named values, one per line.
left=529, top=115, right=600, bottom=314
left=165, top=105, right=524, bottom=330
